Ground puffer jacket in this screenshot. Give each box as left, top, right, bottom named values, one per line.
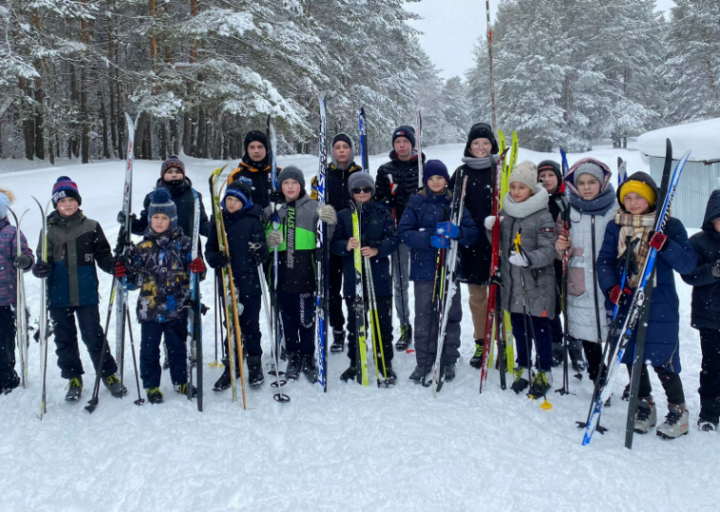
left=495, top=187, right=557, bottom=319
left=0, top=218, right=34, bottom=307
left=682, top=189, right=720, bottom=330
left=228, top=155, right=281, bottom=210
left=398, top=188, right=479, bottom=282
left=124, top=226, right=192, bottom=323
left=374, top=150, right=426, bottom=221
left=558, top=159, right=616, bottom=343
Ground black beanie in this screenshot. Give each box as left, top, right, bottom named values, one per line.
left=465, top=123, right=499, bottom=157
left=243, top=131, right=268, bottom=154
left=392, top=125, right=416, bottom=148
left=332, top=133, right=354, bottom=151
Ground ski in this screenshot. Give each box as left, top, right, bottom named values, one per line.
left=314, top=97, right=329, bottom=393
left=581, top=144, right=691, bottom=446
left=618, top=157, right=627, bottom=187
left=359, top=108, right=370, bottom=172
left=6, top=207, right=30, bottom=389
left=351, top=202, right=369, bottom=386
left=415, top=109, right=423, bottom=190
left=188, top=189, right=203, bottom=410
left=556, top=149, right=573, bottom=394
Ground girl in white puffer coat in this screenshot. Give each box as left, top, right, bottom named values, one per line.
left=555, top=159, right=616, bottom=383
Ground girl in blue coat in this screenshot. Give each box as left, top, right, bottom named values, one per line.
left=398, top=160, right=479, bottom=385
left=597, top=171, right=696, bottom=439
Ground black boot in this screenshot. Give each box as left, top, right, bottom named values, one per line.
left=247, top=356, right=265, bottom=387
left=285, top=353, right=302, bottom=381
left=340, top=365, right=357, bottom=382
left=301, top=354, right=318, bottom=383
left=444, top=363, right=456, bottom=381
left=395, top=324, right=412, bottom=350
left=382, top=363, right=397, bottom=386
left=213, top=360, right=239, bottom=391
left=330, top=330, right=345, bottom=353
left=408, top=365, right=431, bottom=384
left=0, top=373, right=20, bottom=395
left=65, top=376, right=83, bottom=402
left=469, top=341, right=484, bottom=369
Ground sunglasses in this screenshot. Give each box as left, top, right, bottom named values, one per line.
left=352, top=187, right=373, bottom=194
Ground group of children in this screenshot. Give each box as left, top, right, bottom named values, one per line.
left=1, top=123, right=719, bottom=442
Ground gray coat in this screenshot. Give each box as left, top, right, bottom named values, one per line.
left=495, top=188, right=557, bottom=319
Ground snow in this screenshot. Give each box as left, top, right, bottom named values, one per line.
left=638, top=118, right=720, bottom=162
left=1, top=144, right=718, bottom=511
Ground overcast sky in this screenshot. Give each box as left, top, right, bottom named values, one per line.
left=406, top=0, right=678, bottom=80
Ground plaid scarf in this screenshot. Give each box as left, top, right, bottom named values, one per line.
left=614, top=208, right=655, bottom=287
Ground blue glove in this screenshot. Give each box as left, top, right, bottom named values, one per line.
left=430, top=235, right=451, bottom=249
left=435, top=221, right=461, bottom=239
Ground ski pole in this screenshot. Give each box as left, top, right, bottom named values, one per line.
left=124, top=305, right=145, bottom=405
left=86, top=278, right=118, bottom=413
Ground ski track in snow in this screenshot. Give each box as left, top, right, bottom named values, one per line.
left=1, top=144, right=718, bottom=511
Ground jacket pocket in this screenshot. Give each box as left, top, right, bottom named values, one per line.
left=567, top=259, right=586, bottom=297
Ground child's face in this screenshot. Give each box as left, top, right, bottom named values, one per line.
left=163, top=168, right=184, bottom=182
left=470, top=138, right=493, bottom=158
left=712, top=218, right=720, bottom=233
left=576, top=174, right=601, bottom=200
left=623, top=192, right=650, bottom=215
left=351, top=187, right=372, bottom=205
left=510, top=182, right=532, bottom=202
left=57, top=197, right=79, bottom=217
left=393, top=137, right=413, bottom=161
left=427, top=176, right=447, bottom=194
left=151, top=214, right=171, bottom=233
left=282, top=179, right=301, bottom=202
left=225, top=196, right=243, bottom=213
left=333, top=141, right=352, bottom=166
left=247, top=141, right=267, bottom=163
left=538, top=170, right=558, bottom=194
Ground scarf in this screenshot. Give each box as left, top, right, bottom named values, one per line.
left=569, top=186, right=616, bottom=216
left=614, top=208, right=655, bottom=287
left=502, top=187, right=549, bottom=220
left=461, top=156, right=493, bottom=170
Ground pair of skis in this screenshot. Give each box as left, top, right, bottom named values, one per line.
left=5, top=208, right=30, bottom=393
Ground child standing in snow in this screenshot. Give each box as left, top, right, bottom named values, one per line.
left=228, top=131, right=282, bottom=209
left=485, top=162, right=557, bottom=397
left=121, top=189, right=206, bottom=404
left=597, top=172, right=696, bottom=439
left=331, top=172, right=398, bottom=384
left=263, top=166, right=337, bottom=383
left=682, top=189, right=720, bottom=432
left=398, top=160, right=479, bottom=385
left=0, top=189, right=34, bottom=394
left=554, top=160, right=616, bottom=383
left=205, top=179, right=269, bottom=390
left=32, top=177, right=126, bottom=402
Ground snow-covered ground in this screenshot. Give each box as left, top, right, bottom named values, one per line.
left=0, top=144, right=717, bottom=512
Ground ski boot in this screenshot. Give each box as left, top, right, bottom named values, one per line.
left=383, top=365, right=398, bottom=386
left=511, top=367, right=529, bottom=394
left=340, top=365, right=357, bottom=382
left=408, top=365, right=431, bottom=384
left=102, top=374, right=128, bottom=398
left=552, top=342, right=563, bottom=367
left=444, top=363, right=457, bottom=382
left=174, top=383, right=198, bottom=397
left=65, top=376, right=83, bottom=402
left=469, top=341, right=484, bottom=369
left=285, top=353, right=302, bottom=381
left=570, top=339, right=586, bottom=376
left=529, top=371, right=553, bottom=398
left=247, top=356, right=265, bottom=387
left=147, top=387, right=164, bottom=404
left=657, top=403, right=689, bottom=439
left=330, top=330, right=345, bottom=353
left=0, top=373, right=20, bottom=395
left=395, top=324, right=412, bottom=351
left=301, top=354, right=317, bottom=383
left=633, top=396, right=657, bottom=434
left=213, top=360, right=239, bottom=391
left=698, top=418, right=718, bottom=432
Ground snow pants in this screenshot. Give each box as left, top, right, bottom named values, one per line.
left=626, top=363, right=685, bottom=406
left=510, top=313, right=553, bottom=373
left=328, top=253, right=345, bottom=334
left=413, top=281, right=463, bottom=367
left=277, top=292, right=314, bottom=356
left=699, top=329, right=720, bottom=423
left=50, top=305, right=118, bottom=380
left=391, top=243, right=411, bottom=325
left=140, top=317, right=187, bottom=389
left=222, top=296, right=262, bottom=368
left=345, top=295, right=394, bottom=368
left=0, top=306, right=19, bottom=388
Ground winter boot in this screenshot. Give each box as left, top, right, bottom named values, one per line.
left=698, top=418, right=718, bottom=432
left=340, top=365, right=357, bottom=382
left=0, top=373, right=20, bottom=395
left=174, top=383, right=198, bottom=397
left=552, top=342, right=563, bottom=367
left=213, top=360, right=239, bottom=391
left=633, top=396, right=657, bottom=434
left=65, top=376, right=83, bottom=402
left=301, top=354, right=318, bottom=383
left=102, top=374, right=128, bottom=398
left=408, top=365, right=431, bottom=384
left=147, top=387, right=164, bottom=404
left=285, top=353, right=302, bottom=381
left=444, top=363, right=457, bottom=382
left=529, top=371, right=553, bottom=398
left=511, top=367, right=529, bottom=394
left=657, top=403, right=689, bottom=440
left=395, top=324, right=412, bottom=350
left=469, top=341, right=484, bottom=369
left=383, top=365, right=398, bottom=386
left=330, top=330, right=345, bottom=353
left=247, top=356, right=264, bottom=387
left=570, top=339, right=586, bottom=374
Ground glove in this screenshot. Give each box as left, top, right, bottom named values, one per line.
left=609, top=285, right=632, bottom=306
left=436, top=221, right=461, bottom=239
left=209, top=253, right=230, bottom=269
left=33, top=260, right=51, bottom=279
left=13, top=254, right=33, bottom=271
left=117, top=211, right=137, bottom=226
left=649, top=232, right=669, bottom=252
left=189, top=258, right=206, bottom=274
left=317, top=205, right=337, bottom=225
left=508, top=251, right=529, bottom=267
left=266, top=230, right=284, bottom=248
left=269, top=190, right=284, bottom=204
left=430, top=235, right=451, bottom=249
left=114, top=261, right=127, bottom=278
left=483, top=216, right=503, bottom=230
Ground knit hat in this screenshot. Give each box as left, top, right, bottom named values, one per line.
left=423, top=160, right=450, bottom=186
left=618, top=172, right=657, bottom=210
left=510, top=161, right=539, bottom=193
left=573, top=161, right=605, bottom=186
left=465, top=123, right=499, bottom=156
left=332, top=133, right=354, bottom=151
left=347, top=172, right=375, bottom=196
left=277, top=165, right=305, bottom=190
left=148, top=188, right=178, bottom=229
left=52, top=176, right=82, bottom=208
left=392, top=125, right=416, bottom=149
left=160, top=156, right=185, bottom=178
left=244, top=131, right=268, bottom=154
left=0, top=188, right=14, bottom=219
left=223, top=178, right=253, bottom=211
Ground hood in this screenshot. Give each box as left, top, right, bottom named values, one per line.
left=156, top=176, right=192, bottom=196
left=702, top=190, right=720, bottom=234
left=240, top=153, right=270, bottom=171
left=564, top=157, right=613, bottom=197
